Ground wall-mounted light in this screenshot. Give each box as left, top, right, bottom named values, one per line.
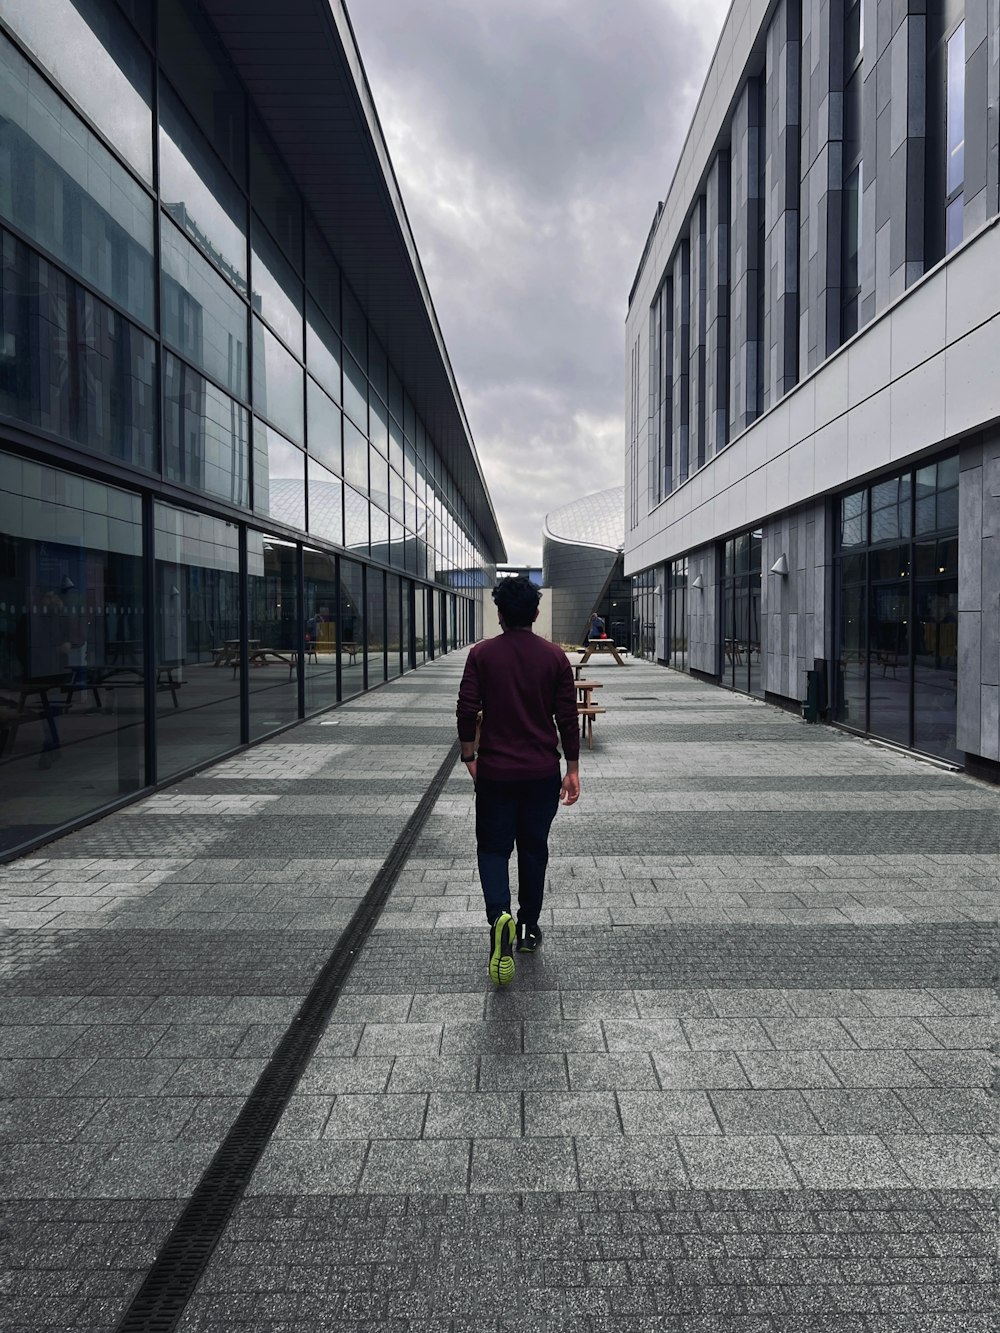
left=692, top=573, right=705, bottom=591
left=769, top=553, right=789, bottom=577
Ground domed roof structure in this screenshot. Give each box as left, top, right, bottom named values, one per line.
left=543, top=486, right=625, bottom=553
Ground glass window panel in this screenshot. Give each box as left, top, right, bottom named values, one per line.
left=253, top=419, right=304, bottom=531
left=0, top=229, right=157, bottom=470
left=252, top=317, right=303, bottom=443
left=370, top=450, right=389, bottom=512
left=154, top=503, right=241, bottom=778
left=251, top=218, right=303, bottom=356
left=390, top=517, right=405, bottom=571
left=0, top=32, right=155, bottom=325
left=305, top=215, right=338, bottom=329
left=404, top=393, right=416, bottom=444
left=4, top=0, right=152, bottom=180
left=370, top=505, right=389, bottom=564
left=412, top=584, right=425, bottom=663
left=339, top=558, right=364, bottom=699
left=305, top=300, right=341, bottom=404
left=343, top=419, right=368, bottom=495
left=341, top=285, right=366, bottom=370
left=307, top=379, right=341, bottom=475
left=405, top=483, right=418, bottom=533
left=366, top=567, right=386, bottom=684
left=247, top=531, right=298, bottom=738
left=390, top=469, right=405, bottom=523
left=164, top=353, right=249, bottom=506
left=159, top=83, right=247, bottom=294
left=116, top=0, right=153, bottom=41
left=868, top=544, right=911, bottom=747
left=308, top=459, right=343, bottom=547
left=369, top=335, right=387, bottom=403
left=947, top=23, right=966, bottom=196
left=871, top=475, right=911, bottom=543
left=389, top=414, right=405, bottom=475
left=370, top=392, right=390, bottom=456
left=388, top=363, right=403, bottom=424
left=302, top=546, right=337, bottom=715
left=0, top=452, right=144, bottom=853
left=836, top=552, right=868, bottom=730
left=158, top=0, right=245, bottom=182
left=343, top=352, right=367, bottom=432
left=385, top=572, right=401, bottom=679
left=913, top=539, right=958, bottom=762
left=160, top=218, right=248, bottom=398
left=344, top=486, right=368, bottom=556
left=250, top=117, right=301, bottom=271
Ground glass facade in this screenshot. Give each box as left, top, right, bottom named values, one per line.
left=721, top=532, right=763, bottom=697
left=667, top=559, right=688, bottom=671
left=631, top=571, right=657, bottom=662
left=0, top=1, right=492, bottom=856
left=834, top=457, right=959, bottom=762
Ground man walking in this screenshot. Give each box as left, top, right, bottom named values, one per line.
left=456, top=576, right=580, bottom=985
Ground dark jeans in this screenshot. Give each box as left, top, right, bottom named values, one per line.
left=475, top=773, right=562, bottom=926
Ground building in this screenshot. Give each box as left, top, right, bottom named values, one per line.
left=626, top=0, right=999, bottom=776
left=543, top=487, right=631, bottom=648
left=0, top=0, right=505, bottom=857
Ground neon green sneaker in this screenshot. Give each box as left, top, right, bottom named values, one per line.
left=488, top=912, right=515, bottom=986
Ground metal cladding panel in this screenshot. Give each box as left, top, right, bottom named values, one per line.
left=199, top=0, right=505, bottom=561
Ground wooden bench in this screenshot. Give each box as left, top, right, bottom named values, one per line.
left=578, top=704, right=606, bottom=750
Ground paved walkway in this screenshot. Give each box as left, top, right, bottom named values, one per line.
left=1, top=650, right=997, bottom=1330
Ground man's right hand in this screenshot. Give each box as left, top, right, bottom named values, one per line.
left=560, top=770, right=580, bottom=806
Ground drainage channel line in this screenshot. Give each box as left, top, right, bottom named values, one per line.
left=116, top=740, right=461, bottom=1332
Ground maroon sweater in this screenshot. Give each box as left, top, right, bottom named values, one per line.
left=456, top=628, right=580, bottom=780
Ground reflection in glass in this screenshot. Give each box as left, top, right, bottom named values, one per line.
left=913, top=538, right=958, bottom=761
left=250, top=118, right=302, bottom=272
left=836, top=552, right=868, bottom=730
left=0, top=453, right=144, bottom=854
left=343, top=353, right=368, bottom=432
left=161, top=220, right=248, bottom=397
left=159, top=84, right=247, bottom=294
left=308, top=461, right=343, bottom=547
left=946, top=23, right=966, bottom=196
left=868, top=544, right=911, bottom=748
left=0, top=32, right=155, bottom=325
left=370, top=506, right=390, bottom=565
left=343, top=420, right=368, bottom=496
left=340, top=559, right=365, bottom=700
left=871, top=475, right=911, bottom=543
left=305, top=216, right=339, bottom=329
left=159, top=0, right=245, bottom=182
left=307, top=380, right=341, bottom=474
left=251, top=219, right=303, bottom=356
left=386, top=573, right=402, bottom=679
left=367, top=567, right=386, bottom=684
left=0, top=229, right=157, bottom=471
left=370, top=450, right=390, bottom=512
left=4, top=0, right=153, bottom=180
left=253, top=420, right=304, bottom=529
left=253, top=318, right=304, bottom=443
left=154, top=504, right=241, bottom=779
left=306, top=301, right=341, bottom=403
left=401, top=579, right=413, bottom=670
left=164, top=354, right=249, bottom=506
left=341, top=285, right=367, bottom=370
left=344, top=486, right=369, bottom=556
left=413, top=585, right=426, bottom=664
left=247, top=532, right=298, bottom=738
left=720, top=532, right=762, bottom=695
left=302, top=547, right=337, bottom=715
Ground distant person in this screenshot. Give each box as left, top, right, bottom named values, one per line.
left=456, top=576, right=580, bottom=985
left=589, top=611, right=605, bottom=639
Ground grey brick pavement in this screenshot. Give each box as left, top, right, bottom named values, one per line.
left=1, top=651, right=997, bottom=1329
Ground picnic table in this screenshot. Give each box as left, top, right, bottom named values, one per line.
left=579, top=639, right=627, bottom=667
left=575, top=678, right=606, bottom=750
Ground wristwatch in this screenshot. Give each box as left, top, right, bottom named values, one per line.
left=460, top=753, right=476, bottom=764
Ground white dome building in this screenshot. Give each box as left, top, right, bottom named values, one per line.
left=542, top=487, right=630, bottom=648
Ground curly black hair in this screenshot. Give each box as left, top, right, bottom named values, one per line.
left=492, top=575, right=541, bottom=627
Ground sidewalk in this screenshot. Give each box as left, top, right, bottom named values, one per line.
left=1, top=650, right=997, bottom=1330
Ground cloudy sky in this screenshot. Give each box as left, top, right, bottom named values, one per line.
left=349, top=0, right=732, bottom=565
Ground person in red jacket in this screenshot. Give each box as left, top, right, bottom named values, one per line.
left=456, top=576, right=580, bottom=985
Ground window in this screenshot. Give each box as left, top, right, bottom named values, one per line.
left=720, top=532, right=762, bottom=696
left=842, top=0, right=864, bottom=341
left=945, top=22, right=965, bottom=252
left=163, top=353, right=249, bottom=506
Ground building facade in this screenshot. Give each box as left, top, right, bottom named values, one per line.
left=626, top=0, right=999, bottom=774
left=543, top=487, right=631, bottom=648
left=0, top=0, right=504, bottom=857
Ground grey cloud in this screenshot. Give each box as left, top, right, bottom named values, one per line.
left=349, top=0, right=729, bottom=562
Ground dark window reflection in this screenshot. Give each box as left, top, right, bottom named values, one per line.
left=154, top=503, right=241, bottom=779
left=0, top=453, right=145, bottom=854
left=913, top=537, right=958, bottom=762
left=386, top=573, right=402, bottom=679
left=163, top=353, right=249, bottom=506
left=0, top=229, right=157, bottom=470
left=366, top=567, right=386, bottom=685
left=303, top=547, right=337, bottom=715
left=720, top=531, right=762, bottom=695
left=248, top=532, right=298, bottom=739
left=340, top=559, right=365, bottom=701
